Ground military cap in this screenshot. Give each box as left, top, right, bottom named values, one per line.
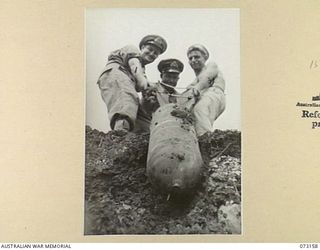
left=187, top=44, right=210, bottom=60
left=158, top=58, right=184, bottom=74
left=139, top=35, right=167, bottom=54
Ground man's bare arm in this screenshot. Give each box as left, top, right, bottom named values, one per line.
left=195, top=61, right=219, bottom=91
left=128, top=58, right=148, bottom=91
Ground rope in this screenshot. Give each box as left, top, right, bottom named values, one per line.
left=155, top=86, right=226, bottom=99
left=159, top=82, right=188, bottom=90
left=156, top=91, right=193, bottom=99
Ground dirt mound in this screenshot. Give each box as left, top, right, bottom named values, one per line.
left=85, top=126, right=241, bottom=234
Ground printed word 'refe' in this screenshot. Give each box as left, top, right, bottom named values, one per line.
left=301, top=110, right=320, bottom=118
left=301, top=110, right=320, bottom=129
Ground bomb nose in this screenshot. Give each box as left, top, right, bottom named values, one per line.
left=172, top=183, right=180, bottom=189
left=171, top=182, right=181, bottom=195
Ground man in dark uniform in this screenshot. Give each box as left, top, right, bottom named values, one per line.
left=135, top=58, right=184, bottom=132
left=97, top=35, right=167, bottom=132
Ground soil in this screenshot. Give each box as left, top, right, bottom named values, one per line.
left=85, top=126, right=241, bottom=235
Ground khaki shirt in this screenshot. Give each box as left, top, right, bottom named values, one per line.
left=140, top=81, right=179, bottom=121
left=100, top=45, right=145, bottom=82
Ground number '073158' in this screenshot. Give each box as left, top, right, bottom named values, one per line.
left=299, top=244, right=318, bottom=248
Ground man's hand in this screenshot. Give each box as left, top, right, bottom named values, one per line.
left=136, top=78, right=148, bottom=91
left=187, top=86, right=201, bottom=101
left=142, top=86, right=157, bottom=102
left=141, top=86, right=160, bottom=113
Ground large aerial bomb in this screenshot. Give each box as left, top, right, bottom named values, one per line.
left=146, top=103, right=203, bottom=196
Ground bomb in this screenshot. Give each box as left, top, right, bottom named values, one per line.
left=146, top=103, right=203, bottom=196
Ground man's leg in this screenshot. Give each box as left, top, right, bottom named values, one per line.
left=97, top=69, right=139, bottom=131
left=134, top=106, right=152, bottom=133
left=193, top=97, right=212, bottom=136
left=192, top=87, right=226, bottom=136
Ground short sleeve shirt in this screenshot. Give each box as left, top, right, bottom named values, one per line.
left=104, top=45, right=144, bottom=81
left=108, top=45, right=141, bottom=67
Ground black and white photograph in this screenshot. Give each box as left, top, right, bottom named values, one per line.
left=85, top=8, right=241, bottom=235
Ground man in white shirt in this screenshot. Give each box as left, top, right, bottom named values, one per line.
left=186, top=44, right=226, bottom=136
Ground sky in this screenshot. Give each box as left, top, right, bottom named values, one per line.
left=86, top=8, right=240, bottom=132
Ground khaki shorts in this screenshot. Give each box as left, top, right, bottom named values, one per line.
left=97, top=66, right=139, bottom=130
left=192, top=86, right=226, bottom=136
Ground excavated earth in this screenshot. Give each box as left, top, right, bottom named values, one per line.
left=85, top=126, right=241, bottom=235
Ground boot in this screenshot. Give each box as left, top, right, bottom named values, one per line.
left=114, top=119, right=130, bottom=131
